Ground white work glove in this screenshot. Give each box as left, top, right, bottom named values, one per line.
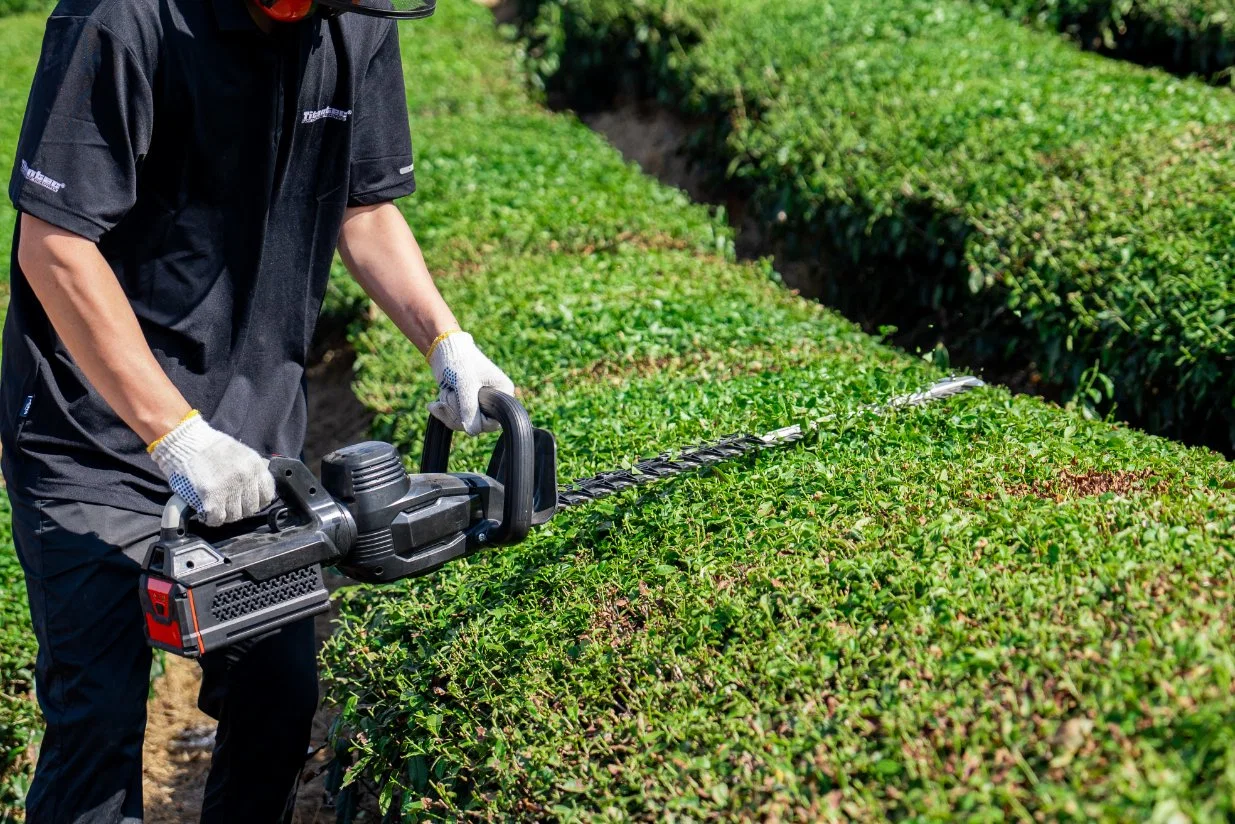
left=426, top=330, right=516, bottom=436
left=148, top=411, right=277, bottom=527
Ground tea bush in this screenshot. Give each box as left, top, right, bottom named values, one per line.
left=519, top=0, right=1235, bottom=454
left=985, top=0, right=1235, bottom=78
left=0, top=497, right=36, bottom=819
left=0, top=0, right=43, bottom=20
left=319, top=2, right=1235, bottom=820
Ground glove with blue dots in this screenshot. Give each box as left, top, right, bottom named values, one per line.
left=149, top=412, right=276, bottom=527
left=426, top=331, right=516, bottom=436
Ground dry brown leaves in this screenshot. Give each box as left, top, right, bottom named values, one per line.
left=1008, top=468, right=1167, bottom=502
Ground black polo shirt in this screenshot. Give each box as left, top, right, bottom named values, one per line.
left=1, top=0, right=416, bottom=513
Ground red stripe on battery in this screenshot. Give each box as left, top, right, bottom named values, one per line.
left=186, top=587, right=206, bottom=654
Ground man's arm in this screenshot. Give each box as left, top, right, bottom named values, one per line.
left=17, top=213, right=191, bottom=443
left=337, top=202, right=515, bottom=436
left=337, top=202, right=459, bottom=354
left=18, top=214, right=276, bottom=524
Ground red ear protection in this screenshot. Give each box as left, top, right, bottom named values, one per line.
left=255, top=0, right=315, bottom=22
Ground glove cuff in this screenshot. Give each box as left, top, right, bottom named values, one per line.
left=428, top=330, right=475, bottom=369
left=149, top=411, right=211, bottom=473
left=426, top=328, right=467, bottom=362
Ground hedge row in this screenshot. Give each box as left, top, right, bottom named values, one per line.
left=518, top=0, right=1235, bottom=455
left=985, top=0, right=1235, bottom=78
left=318, top=3, right=1235, bottom=820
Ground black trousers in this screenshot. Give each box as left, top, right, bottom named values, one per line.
left=8, top=491, right=320, bottom=824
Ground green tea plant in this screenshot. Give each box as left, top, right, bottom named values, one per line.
left=0, top=0, right=42, bottom=20
left=519, top=0, right=1235, bottom=454
left=984, top=0, right=1235, bottom=78
left=317, top=2, right=1235, bottom=820
left=0, top=496, right=36, bottom=818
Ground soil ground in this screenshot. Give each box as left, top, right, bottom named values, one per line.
left=141, top=344, right=376, bottom=823
left=141, top=610, right=342, bottom=824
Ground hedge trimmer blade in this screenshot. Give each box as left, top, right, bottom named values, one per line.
left=869, top=374, right=986, bottom=413
left=556, top=375, right=985, bottom=510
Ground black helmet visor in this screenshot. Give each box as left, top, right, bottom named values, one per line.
left=316, top=0, right=434, bottom=20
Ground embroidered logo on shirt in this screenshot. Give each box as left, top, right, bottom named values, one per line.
left=20, top=160, right=65, bottom=194
left=301, top=107, right=353, bottom=124
left=399, top=163, right=415, bottom=175
left=19, top=395, right=32, bottom=417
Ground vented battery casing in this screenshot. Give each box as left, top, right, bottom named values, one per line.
left=141, top=564, right=332, bottom=658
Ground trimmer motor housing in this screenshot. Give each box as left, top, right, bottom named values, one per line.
left=140, top=389, right=557, bottom=658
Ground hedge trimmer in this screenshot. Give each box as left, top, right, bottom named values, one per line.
left=139, top=375, right=984, bottom=657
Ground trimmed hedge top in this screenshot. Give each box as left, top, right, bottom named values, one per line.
left=320, top=2, right=1235, bottom=821
left=522, top=0, right=1235, bottom=454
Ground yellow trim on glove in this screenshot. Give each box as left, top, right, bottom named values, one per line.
left=147, top=409, right=201, bottom=454
left=425, top=328, right=463, bottom=361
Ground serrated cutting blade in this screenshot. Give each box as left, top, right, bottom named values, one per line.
left=555, top=375, right=984, bottom=510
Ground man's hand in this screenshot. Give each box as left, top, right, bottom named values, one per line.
left=148, top=412, right=276, bottom=527
left=426, top=331, right=516, bottom=436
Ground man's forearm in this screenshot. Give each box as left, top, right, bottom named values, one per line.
left=17, top=214, right=192, bottom=445
left=336, top=202, right=459, bottom=354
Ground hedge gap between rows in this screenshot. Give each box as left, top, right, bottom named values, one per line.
left=517, top=0, right=1235, bottom=456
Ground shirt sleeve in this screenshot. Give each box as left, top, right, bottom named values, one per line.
left=347, top=20, right=416, bottom=207
left=9, top=16, right=155, bottom=242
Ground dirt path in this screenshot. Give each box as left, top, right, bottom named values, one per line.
left=141, top=344, right=375, bottom=823
left=141, top=613, right=343, bottom=823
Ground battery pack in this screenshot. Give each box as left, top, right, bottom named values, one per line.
left=141, top=563, right=333, bottom=658
left=139, top=457, right=355, bottom=658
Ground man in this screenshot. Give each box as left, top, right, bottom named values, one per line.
left=0, top=0, right=514, bottom=818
